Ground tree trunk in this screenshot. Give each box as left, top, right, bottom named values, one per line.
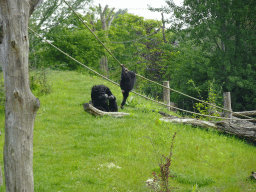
left=0, top=166, right=2, bottom=186
left=99, top=4, right=115, bottom=31
left=99, top=4, right=108, bottom=30
left=0, top=0, right=42, bottom=191
left=161, top=13, right=167, bottom=43
left=98, top=4, right=115, bottom=75
left=100, top=56, right=108, bottom=76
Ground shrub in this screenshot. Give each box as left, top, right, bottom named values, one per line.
left=30, top=68, right=52, bottom=96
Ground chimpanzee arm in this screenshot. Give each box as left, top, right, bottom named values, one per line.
left=121, top=65, right=128, bottom=79
left=105, top=86, right=114, bottom=97
left=109, top=95, right=118, bottom=112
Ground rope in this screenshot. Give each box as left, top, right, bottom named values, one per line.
left=29, top=27, right=118, bottom=84
left=62, top=0, right=255, bottom=120
left=63, top=0, right=122, bottom=67
left=28, top=27, right=255, bottom=121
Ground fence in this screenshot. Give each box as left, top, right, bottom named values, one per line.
left=162, top=81, right=256, bottom=120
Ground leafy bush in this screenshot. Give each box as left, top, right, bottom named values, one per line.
left=30, top=68, right=52, bottom=96
left=188, top=79, right=223, bottom=120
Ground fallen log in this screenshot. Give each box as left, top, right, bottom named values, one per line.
left=159, top=115, right=217, bottom=129
left=83, top=103, right=130, bottom=117
left=159, top=113, right=256, bottom=142
left=215, top=120, right=256, bottom=141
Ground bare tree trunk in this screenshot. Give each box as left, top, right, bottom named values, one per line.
left=98, top=4, right=115, bottom=31
left=98, top=4, right=115, bottom=75
left=100, top=56, right=108, bottom=76
left=161, top=13, right=167, bottom=43
left=99, top=4, right=108, bottom=30
left=0, top=0, right=42, bottom=191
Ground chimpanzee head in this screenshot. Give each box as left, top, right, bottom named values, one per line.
left=91, top=85, right=109, bottom=104
left=91, top=85, right=118, bottom=112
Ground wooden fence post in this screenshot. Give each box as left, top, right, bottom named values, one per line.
left=163, top=81, right=170, bottom=111
left=223, top=92, right=232, bottom=119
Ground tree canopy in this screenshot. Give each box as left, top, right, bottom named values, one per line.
left=28, top=0, right=256, bottom=112
left=150, top=0, right=256, bottom=111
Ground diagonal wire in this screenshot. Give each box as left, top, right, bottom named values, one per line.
left=62, top=0, right=255, bottom=120
left=28, top=27, right=255, bottom=121
left=63, top=0, right=122, bottom=67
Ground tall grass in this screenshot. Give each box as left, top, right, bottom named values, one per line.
left=0, top=70, right=255, bottom=191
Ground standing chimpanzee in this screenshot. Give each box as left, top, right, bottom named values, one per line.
left=91, top=85, right=118, bottom=112
left=120, top=64, right=136, bottom=109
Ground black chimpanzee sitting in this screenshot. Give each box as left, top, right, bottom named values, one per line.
left=91, top=85, right=118, bottom=112
left=120, top=64, right=136, bottom=109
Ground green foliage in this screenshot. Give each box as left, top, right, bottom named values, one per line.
left=124, top=94, right=139, bottom=108
left=151, top=0, right=256, bottom=111
left=30, top=69, right=52, bottom=96
left=108, top=13, right=164, bottom=76
left=29, top=0, right=93, bottom=68
left=49, top=28, right=106, bottom=69
left=188, top=79, right=222, bottom=120
left=110, top=14, right=181, bottom=100
left=28, top=0, right=256, bottom=113
left=0, top=70, right=255, bottom=191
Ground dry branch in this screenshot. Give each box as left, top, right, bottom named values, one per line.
left=233, top=110, right=256, bottom=117
left=160, top=115, right=217, bottom=129
left=83, top=103, right=130, bottom=117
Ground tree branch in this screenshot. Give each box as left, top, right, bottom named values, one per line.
left=111, top=28, right=160, bottom=44
left=106, top=8, right=115, bottom=28
left=29, top=0, right=44, bottom=17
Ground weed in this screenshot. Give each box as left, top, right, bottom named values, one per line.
left=30, top=68, right=52, bottom=96
left=150, top=132, right=178, bottom=192
left=126, top=94, right=140, bottom=108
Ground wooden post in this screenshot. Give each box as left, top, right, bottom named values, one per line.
left=163, top=81, right=170, bottom=111
left=223, top=92, right=232, bottom=119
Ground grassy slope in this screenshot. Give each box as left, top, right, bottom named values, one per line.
left=0, top=70, right=256, bottom=192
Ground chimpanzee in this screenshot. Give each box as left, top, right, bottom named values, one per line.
left=120, top=64, right=136, bottom=109
left=91, top=85, right=118, bottom=112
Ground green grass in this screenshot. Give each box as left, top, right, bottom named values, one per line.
left=0, top=70, right=256, bottom=191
